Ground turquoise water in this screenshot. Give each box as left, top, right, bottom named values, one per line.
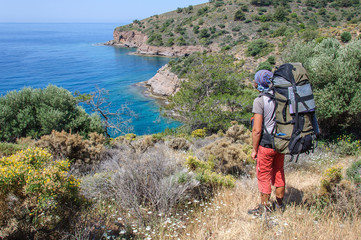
left=0, top=23, right=180, bottom=136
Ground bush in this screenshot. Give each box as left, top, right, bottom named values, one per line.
left=306, top=164, right=361, bottom=218
left=202, top=138, right=252, bottom=175
left=346, top=159, right=361, bottom=185
left=274, top=7, right=288, bottom=21
left=0, top=85, right=103, bottom=142
left=334, top=135, right=361, bottom=156
left=320, top=165, right=343, bottom=195
left=256, top=61, right=273, bottom=71
left=300, top=29, right=320, bottom=42
left=271, top=25, right=288, bottom=37
left=247, top=39, right=270, bottom=57
left=0, top=142, right=27, bottom=158
left=36, top=130, right=106, bottom=165
left=192, top=128, right=207, bottom=138
left=340, top=31, right=352, bottom=42
left=185, top=156, right=235, bottom=187
left=267, top=55, right=276, bottom=65
left=0, top=148, right=81, bottom=237
left=225, top=124, right=251, bottom=144
left=251, top=0, right=272, bottom=6
left=82, top=144, right=200, bottom=227
left=168, top=137, right=190, bottom=151
left=234, top=10, right=246, bottom=21
left=283, top=38, right=361, bottom=136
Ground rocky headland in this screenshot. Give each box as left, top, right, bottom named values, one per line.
left=105, top=30, right=219, bottom=57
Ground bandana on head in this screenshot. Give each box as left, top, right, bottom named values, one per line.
left=254, top=70, right=273, bottom=92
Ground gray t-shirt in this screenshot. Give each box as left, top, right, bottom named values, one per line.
left=252, top=94, right=275, bottom=134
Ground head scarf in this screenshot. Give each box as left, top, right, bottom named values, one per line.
left=254, top=70, right=273, bottom=92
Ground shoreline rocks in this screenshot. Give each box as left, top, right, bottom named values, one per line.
left=144, top=65, right=181, bottom=97
left=105, top=30, right=219, bottom=57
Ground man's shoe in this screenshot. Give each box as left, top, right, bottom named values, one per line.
left=274, top=202, right=285, bottom=214
left=247, top=204, right=272, bottom=216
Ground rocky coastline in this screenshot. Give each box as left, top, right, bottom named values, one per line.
left=105, top=30, right=191, bottom=100
left=105, top=30, right=219, bottom=57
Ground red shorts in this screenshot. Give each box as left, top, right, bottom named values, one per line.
left=256, top=146, right=285, bottom=194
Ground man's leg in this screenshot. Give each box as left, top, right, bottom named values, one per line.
left=261, top=192, right=271, bottom=205
left=275, top=186, right=285, bottom=206
left=273, top=152, right=285, bottom=208
left=248, top=146, right=275, bottom=215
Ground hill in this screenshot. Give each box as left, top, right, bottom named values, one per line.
left=107, top=0, right=361, bottom=57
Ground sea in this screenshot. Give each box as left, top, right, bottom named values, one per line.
left=0, top=23, right=181, bottom=137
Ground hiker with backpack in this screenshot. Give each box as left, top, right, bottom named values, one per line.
left=248, top=64, right=319, bottom=216
left=249, top=69, right=285, bottom=215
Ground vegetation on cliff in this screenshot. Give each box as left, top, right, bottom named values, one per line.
left=115, top=0, right=360, bottom=50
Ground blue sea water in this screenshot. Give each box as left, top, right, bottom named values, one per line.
left=0, top=23, right=180, bottom=136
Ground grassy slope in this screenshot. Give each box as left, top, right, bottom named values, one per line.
left=162, top=151, right=361, bottom=239
left=115, top=0, right=360, bottom=49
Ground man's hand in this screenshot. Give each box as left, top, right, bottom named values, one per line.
left=252, top=149, right=257, bottom=160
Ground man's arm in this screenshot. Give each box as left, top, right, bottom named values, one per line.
left=252, top=113, right=263, bottom=160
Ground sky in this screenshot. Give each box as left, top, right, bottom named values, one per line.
left=0, top=0, right=208, bottom=23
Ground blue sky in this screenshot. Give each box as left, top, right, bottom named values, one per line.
left=0, top=0, right=208, bottom=23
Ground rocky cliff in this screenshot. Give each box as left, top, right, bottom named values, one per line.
left=145, top=65, right=181, bottom=97
left=105, top=30, right=218, bottom=57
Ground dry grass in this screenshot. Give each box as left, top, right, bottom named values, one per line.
left=170, top=157, right=361, bottom=240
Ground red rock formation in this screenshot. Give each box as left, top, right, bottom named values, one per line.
left=106, top=30, right=219, bottom=57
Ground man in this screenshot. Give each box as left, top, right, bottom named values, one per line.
left=248, top=70, right=285, bottom=215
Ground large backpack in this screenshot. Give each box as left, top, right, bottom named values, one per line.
left=263, top=62, right=320, bottom=161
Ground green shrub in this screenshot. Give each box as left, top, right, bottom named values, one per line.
left=0, top=148, right=82, bottom=235
left=176, top=36, right=187, bottom=46
left=199, top=28, right=210, bottom=38
left=0, top=85, right=103, bottom=142
left=267, top=56, right=276, bottom=65
left=340, top=31, right=352, bottom=42
left=334, top=135, right=360, bottom=156
left=0, top=142, right=27, bottom=158
left=185, top=156, right=235, bottom=187
left=165, top=37, right=174, bottom=47
left=300, top=29, right=320, bottom=42
left=274, top=7, right=288, bottom=21
left=346, top=159, right=361, bottom=184
left=272, top=25, right=288, bottom=37
left=232, top=25, right=241, bottom=32
left=234, top=10, right=246, bottom=21
left=247, top=39, right=270, bottom=57
left=256, top=61, right=273, bottom=71
left=251, top=0, right=272, bottom=6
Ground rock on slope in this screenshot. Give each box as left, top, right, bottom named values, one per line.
left=145, top=65, right=181, bottom=97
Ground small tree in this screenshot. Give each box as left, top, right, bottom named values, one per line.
left=83, top=87, right=136, bottom=137
left=171, top=53, right=257, bottom=132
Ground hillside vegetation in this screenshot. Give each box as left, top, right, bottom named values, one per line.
left=116, top=0, right=360, bottom=49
